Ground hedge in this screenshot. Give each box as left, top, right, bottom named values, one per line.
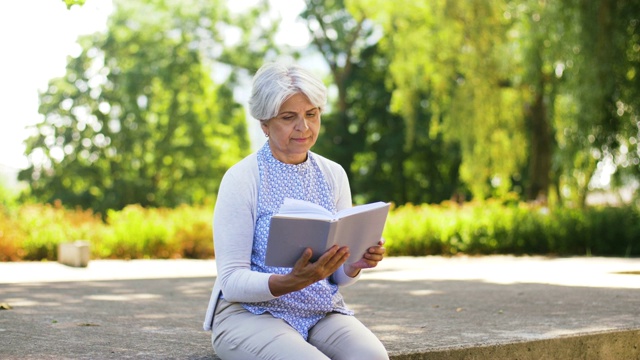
left=1, top=201, right=638, bottom=261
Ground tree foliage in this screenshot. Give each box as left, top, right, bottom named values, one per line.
left=27, top=0, right=640, bottom=211
left=552, top=0, right=640, bottom=206
left=349, top=0, right=639, bottom=205
left=20, top=0, right=251, bottom=213
left=353, top=0, right=529, bottom=200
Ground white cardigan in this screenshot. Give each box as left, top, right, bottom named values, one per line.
left=203, top=151, right=360, bottom=331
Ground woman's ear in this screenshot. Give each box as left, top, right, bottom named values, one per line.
left=260, top=120, right=269, bottom=136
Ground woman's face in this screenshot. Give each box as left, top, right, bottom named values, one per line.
left=261, top=93, right=321, bottom=164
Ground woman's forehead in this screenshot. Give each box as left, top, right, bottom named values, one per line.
left=278, top=93, right=316, bottom=113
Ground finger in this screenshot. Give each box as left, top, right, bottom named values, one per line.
left=336, top=247, right=350, bottom=264
left=365, top=247, right=385, bottom=261
left=379, top=238, right=385, bottom=246
left=293, top=248, right=313, bottom=269
left=368, top=246, right=386, bottom=255
left=316, top=245, right=342, bottom=265
left=324, top=246, right=350, bottom=269
left=364, top=252, right=383, bottom=261
left=315, top=245, right=339, bottom=265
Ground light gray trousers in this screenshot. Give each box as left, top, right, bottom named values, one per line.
left=211, top=298, right=389, bottom=360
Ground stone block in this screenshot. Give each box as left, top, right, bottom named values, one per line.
left=58, top=241, right=90, bottom=267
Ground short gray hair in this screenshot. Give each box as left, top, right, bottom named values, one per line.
left=248, top=62, right=327, bottom=121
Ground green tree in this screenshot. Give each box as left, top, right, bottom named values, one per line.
left=371, top=0, right=529, bottom=200
left=506, top=0, right=639, bottom=206
left=20, top=0, right=250, bottom=213
left=553, top=0, right=640, bottom=207
left=357, top=0, right=640, bottom=205
left=344, top=44, right=463, bottom=205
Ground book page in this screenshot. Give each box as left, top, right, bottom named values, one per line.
left=275, top=198, right=333, bottom=220
left=336, top=201, right=389, bottom=219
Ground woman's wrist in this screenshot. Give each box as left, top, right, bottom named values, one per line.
left=268, top=273, right=309, bottom=297
left=344, top=264, right=361, bottom=278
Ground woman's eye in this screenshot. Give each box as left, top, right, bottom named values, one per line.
left=306, top=112, right=316, bottom=118
left=282, top=116, right=295, bottom=121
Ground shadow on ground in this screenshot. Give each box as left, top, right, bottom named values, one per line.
left=1, top=276, right=639, bottom=359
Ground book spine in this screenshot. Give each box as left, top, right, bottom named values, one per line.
left=327, top=221, right=339, bottom=248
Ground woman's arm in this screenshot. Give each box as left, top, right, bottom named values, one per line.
left=214, top=162, right=275, bottom=303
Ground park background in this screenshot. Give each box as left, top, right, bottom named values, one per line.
left=0, top=0, right=639, bottom=262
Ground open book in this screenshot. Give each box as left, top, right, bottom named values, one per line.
left=265, top=198, right=391, bottom=267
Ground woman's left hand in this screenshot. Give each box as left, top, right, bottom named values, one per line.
left=344, top=238, right=386, bottom=277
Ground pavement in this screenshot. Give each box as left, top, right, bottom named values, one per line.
left=1, top=255, right=640, bottom=359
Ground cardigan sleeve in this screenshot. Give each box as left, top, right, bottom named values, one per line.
left=213, top=159, right=277, bottom=303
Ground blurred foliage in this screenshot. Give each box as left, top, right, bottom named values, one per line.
left=15, top=0, right=640, bottom=247
left=345, top=0, right=640, bottom=206
left=20, top=0, right=260, bottom=214
left=0, top=202, right=213, bottom=261
left=335, top=0, right=528, bottom=202
left=383, top=200, right=640, bottom=257
left=0, top=181, right=18, bottom=210
left=1, top=202, right=637, bottom=261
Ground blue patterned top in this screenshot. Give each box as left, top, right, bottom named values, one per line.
left=241, top=142, right=353, bottom=339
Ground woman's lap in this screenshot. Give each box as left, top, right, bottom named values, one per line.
left=211, top=299, right=388, bottom=360
left=309, top=312, right=389, bottom=360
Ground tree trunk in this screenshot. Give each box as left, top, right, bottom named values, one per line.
left=527, top=86, right=553, bottom=203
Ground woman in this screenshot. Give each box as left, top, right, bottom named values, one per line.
left=203, top=61, right=389, bottom=360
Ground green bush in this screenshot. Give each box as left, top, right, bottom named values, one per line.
left=1, top=200, right=637, bottom=261
left=0, top=203, right=213, bottom=261
left=383, top=201, right=640, bottom=257
left=96, top=205, right=214, bottom=259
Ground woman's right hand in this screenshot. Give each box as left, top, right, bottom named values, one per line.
left=268, top=245, right=350, bottom=297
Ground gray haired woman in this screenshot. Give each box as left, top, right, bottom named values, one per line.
left=203, top=61, right=389, bottom=360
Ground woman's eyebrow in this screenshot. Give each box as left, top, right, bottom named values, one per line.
left=276, top=107, right=318, bottom=116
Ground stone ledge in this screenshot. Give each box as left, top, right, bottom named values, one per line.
left=390, top=329, right=640, bottom=360
left=1, top=257, right=638, bottom=359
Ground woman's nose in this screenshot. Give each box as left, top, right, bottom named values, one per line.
left=295, top=116, right=309, bottom=131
